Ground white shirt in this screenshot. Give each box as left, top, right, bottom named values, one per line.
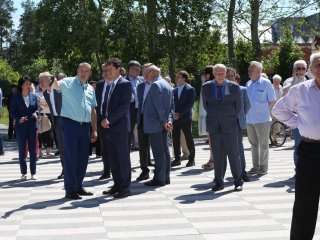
left=272, top=79, right=320, bottom=140
left=142, top=82, right=152, bottom=113
left=23, top=95, right=30, bottom=108
left=48, top=89, right=58, bottom=116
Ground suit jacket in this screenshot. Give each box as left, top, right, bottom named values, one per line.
left=202, top=80, right=241, bottom=134
left=238, top=86, right=250, bottom=129
left=95, top=80, right=106, bottom=123
left=104, top=77, right=132, bottom=133
left=10, top=92, right=39, bottom=128
left=143, top=76, right=174, bottom=134
left=173, top=83, right=196, bottom=123
left=137, top=81, right=146, bottom=129
left=43, top=89, right=62, bottom=117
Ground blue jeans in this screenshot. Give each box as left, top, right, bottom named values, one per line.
left=292, top=128, right=301, bottom=167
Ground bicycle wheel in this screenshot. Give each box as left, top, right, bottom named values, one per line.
left=269, top=121, right=287, bottom=147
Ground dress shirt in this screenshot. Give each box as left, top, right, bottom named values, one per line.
left=101, top=80, right=111, bottom=114
left=142, top=82, right=152, bottom=113
left=23, top=95, right=30, bottom=108
left=213, top=80, right=226, bottom=100
left=273, top=85, right=283, bottom=101
left=129, top=76, right=139, bottom=108
left=246, top=76, right=276, bottom=124
left=59, top=76, right=97, bottom=123
left=177, top=83, right=186, bottom=99
left=272, top=79, right=320, bottom=140
left=48, top=89, right=58, bottom=116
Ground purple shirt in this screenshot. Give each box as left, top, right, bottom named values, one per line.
left=272, top=79, right=320, bottom=140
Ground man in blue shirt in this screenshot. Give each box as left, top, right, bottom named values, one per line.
left=51, top=62, right=98, bottom=200
left=246, top=61, right=276, bottom=176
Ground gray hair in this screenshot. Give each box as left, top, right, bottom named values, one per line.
left=272, top=74, right=282, bottom=81
left=128, top=60, right=141, bottom=69
left=250, top=61, right=263, bottom=73
left=310, top=53, right=320, bottom=67
left=213, top=63, right=227, bottom=72
left=293, top=60, right=307, bottom=68
left=58, top=72, right=67, bottom=80
left=147, top=65, right=161, bottom=75
left=78, top=62, right=92, bottom=70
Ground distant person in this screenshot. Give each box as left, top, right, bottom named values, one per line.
left=10, top=76, right=39, bottom=180
left=6, top=84, right=18, bottom=140
left=272, top=74, right=283, bottom=100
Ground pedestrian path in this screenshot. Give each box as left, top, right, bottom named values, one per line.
left=0, top=124, right=319, bottom=240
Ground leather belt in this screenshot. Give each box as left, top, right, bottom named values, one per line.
left=61, top=117, right=89, bottom=125
left=301, top=137, right=320, bottom=144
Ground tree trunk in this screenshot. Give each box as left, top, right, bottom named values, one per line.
left=250, top=0, right=262, bottom=61
left=227, top=0, right=236, bottom=67
left=146, top=0, right=158, bottom=64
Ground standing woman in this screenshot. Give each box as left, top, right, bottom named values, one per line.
left=10, top=76, right=39, bottom=180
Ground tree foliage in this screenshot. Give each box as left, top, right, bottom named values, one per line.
left=0, top=58, right=20, bottom=94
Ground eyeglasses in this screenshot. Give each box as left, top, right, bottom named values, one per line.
left=295, top=67, right=306, bottom=71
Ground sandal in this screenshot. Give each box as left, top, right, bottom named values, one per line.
left=202, top=160, right=214, bottom=170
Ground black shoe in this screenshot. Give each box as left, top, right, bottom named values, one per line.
left=243, top=175, right=250, bottom=182
left=54, top=151, right=60, bottom=157
left=171, top=160, right=181, bottom=167
left=212, top=185, right=224, bottom=192
left=136, top=171, right=150, bottom=181
left=234, top=185, right=243, bottom=191
left=148, top=161, right=154, bottom=166
left=186, top=160, right=195, bottom=167
left=0, top=151, right=4, bottom=156
left=113, top=190, right=131, bottom=199
left=144, top=179, right=166, bottom=187
left=166, top=179, right=170, bottom=185
left=65, top=192, right=82, bottom=200
left=99, top=173, right=111, bottom=180
left=57, top=173, right=64, bottom=179
left=102, top=186, right=119, bottom=195
left=77, top=188, right=93, bottom=196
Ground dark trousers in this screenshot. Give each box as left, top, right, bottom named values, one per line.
left=106, top=129, right=131, bottom=190
left=89, top=127, right=101, bottom=156
left=149, top=130, right=171, bottom=183
left=128, top=102, right=137, bottom=148
left=16, top=123, right=37, bottom=175
left=237, top=125, right=247, bottom=176
left=172, top=120, right=195, bottom=161
left=210, top=132, right=242, bottom=187
left=137, top=117, right=151, bottom=172
left=8, top=113, right=15, bottom=138
left=98, top=124, right=110, bottom=175
left=61, top=118, right=90, bottom=193
left=53, top=116, right=64, bottom=171
left=291, top=141, right=320, bottom=240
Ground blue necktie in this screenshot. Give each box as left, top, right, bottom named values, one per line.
left=102, top=83, right=111, bottom=118
left=217, top=85, right=223, bottom=101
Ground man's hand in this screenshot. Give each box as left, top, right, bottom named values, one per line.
left=91, top=129, right=98, bottom=142
left=174, top=112, right=180, bottom=120
left=101, top=119, right=110, bottom=129
left=164, top=122, right=173, bottom=131
left=19, top=116, right=28, bottom=124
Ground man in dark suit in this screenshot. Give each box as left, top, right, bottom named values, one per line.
left=143, top=65, right=174, bottom=187
left=101, top=58, right=132, bottom=198
left=202, top=63, right=243, bottom=192
left=126, top=61, right=144, bottom=150
left=95, top=64, right=111, bottom=180
left=136, top=63, right=153, bottom=181
left=171, top=71, right=196, bottom=167
left=40, top=72, right=64, bottom=179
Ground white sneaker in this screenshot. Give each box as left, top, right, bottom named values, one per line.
left=21, top=174, right=27, bottom=180
left=31, top=174, right=37, bottom=180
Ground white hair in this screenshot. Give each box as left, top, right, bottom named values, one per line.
left=250, top=61, right=263, bottom=73
left=213, top=63, right=227, bottom=72
left=310, top=53, right=320, bottom=67
left=147, top=65, right=161, bottom=75
left=78, top=62, right=92, bottom=70
left=272, top=74, right=282, bottom=81
left=294, top=60, right=307, bottom=68
left=38, top=71, right=52, bottom=78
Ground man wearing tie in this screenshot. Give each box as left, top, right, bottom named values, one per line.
left=202, top=63, right=243, bottom=192
left=101, top=58, right=132, bottom=198
left=171, top=71, right=196, bottom=167
left=95, top=64, right=111, bottom=180
left=126, top=61, right=144, bottom=150
left=143, top=65, right=174, bottom=187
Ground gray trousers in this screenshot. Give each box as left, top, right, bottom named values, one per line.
left=247, top=122, right=270, bottom=172
left=210, top=132, right=242, bottom=187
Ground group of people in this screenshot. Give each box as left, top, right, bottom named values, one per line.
left=6, top=51, right=320, bottom=239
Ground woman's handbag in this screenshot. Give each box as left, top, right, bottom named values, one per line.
left=38, top=114, right=51, bottom=133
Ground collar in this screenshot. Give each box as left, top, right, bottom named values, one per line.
left=76, top=76, right=88, bottom=87
left=252, top=76, right=263, bottom=84
left=178, top=83, right=186, bottom=88
left=213, top=80, right=227, bottom=86
left=128, top=76, right=138, bottom=81
left=310, top=79, right=320, bottom=89
left=111, top=75, right=121, bottom=86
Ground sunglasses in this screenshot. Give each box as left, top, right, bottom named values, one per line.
left=295, top=67, right=306, bottom=71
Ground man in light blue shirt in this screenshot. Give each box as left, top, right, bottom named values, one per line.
left=246, top=61, right=276, bottom=175
left=51, top=62, right=98, bottom=200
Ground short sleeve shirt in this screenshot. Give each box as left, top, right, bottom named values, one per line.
left=59, top=76, right=97, bottom=122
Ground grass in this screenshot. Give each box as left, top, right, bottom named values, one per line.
left=0, top=106, right=9, bottom=125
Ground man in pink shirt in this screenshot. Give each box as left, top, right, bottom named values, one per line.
left=272, top=52, right=320, bottom=240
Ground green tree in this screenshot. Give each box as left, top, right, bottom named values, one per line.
left=0, top=58, right=20, bottom=94
left=0, top=0, right=16, bottom=58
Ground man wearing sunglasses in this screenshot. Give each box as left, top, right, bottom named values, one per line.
left=282, top=60, right=308, bottom=175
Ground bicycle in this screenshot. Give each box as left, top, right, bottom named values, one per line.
left=269, top=121, right=291, bottom=147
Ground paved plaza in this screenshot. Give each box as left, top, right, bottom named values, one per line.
left=1, top=123, right=320, bottom=240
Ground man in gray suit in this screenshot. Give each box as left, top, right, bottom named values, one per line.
left=142, top=65, right=174, bottom=187
left=202, top=64, right=243, bottom=192
left=40, top=72, right=64, bottom=179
